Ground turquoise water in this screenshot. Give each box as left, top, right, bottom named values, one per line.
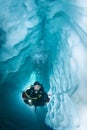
left=0, top=0, right=87, bottom=130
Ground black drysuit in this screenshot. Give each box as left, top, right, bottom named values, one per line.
left=24, top=86, right=49, bottom=106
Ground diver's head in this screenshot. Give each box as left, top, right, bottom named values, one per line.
left=34, top=85, right=41, bottom=90
left=33, top=81, right=41, bottom=90
left=34, top=81, right=40, bottom=85
left=33, top=81, right=44, bottom=91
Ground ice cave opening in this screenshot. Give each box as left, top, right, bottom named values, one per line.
left=0, top=0, right=87, bottom=130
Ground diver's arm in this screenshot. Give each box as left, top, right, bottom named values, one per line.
left=43, top=92, right=50, bottom=102
left=26, top=89, right=31, bottom=95
left=26, top=86, right=33, bottom=95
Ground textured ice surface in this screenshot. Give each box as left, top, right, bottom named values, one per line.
left=0, top=0, right=87, bottom=130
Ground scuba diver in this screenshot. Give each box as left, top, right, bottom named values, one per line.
left=22, top=81, right=50, bottom=108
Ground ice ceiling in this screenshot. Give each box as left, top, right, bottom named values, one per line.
left=0, top=0, right=87, bottom=130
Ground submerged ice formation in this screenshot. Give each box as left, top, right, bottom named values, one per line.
left=0, top=0, right=87, bottom=130
left=45, top=1, right=87, bottom=130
